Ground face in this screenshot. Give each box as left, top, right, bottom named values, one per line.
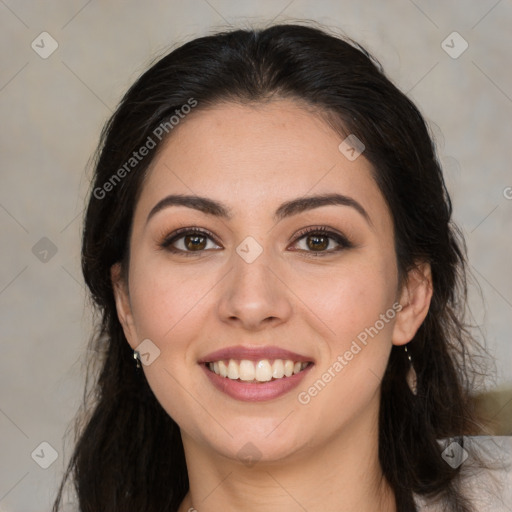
left=112, top=99, right=431, bottom=464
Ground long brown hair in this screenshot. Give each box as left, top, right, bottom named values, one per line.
left=53, top=23, right=487, bottom=511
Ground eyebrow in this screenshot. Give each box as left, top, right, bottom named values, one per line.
left=145, top=193, right=372, bottom=226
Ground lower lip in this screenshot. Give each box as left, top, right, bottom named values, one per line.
left=201, top=364, right=313, bottom=402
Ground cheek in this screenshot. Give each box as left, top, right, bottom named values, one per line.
left=126, top=260, right=216, bottom=426
left=294, top=267, right=397, bottom=419
left=292, top=253, right=398, bottom=351
left=328, top=261, right=398, bottom=387
left=128, top=256, right=218, bottom=342
left=338, top=272, right=395, bottom=338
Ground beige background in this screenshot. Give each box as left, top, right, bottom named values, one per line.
left=0, top=1, right=511, bottom=510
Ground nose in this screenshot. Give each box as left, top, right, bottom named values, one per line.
left=216, top=249, right=293, bottom=331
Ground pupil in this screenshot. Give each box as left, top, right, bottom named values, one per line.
left=185, top=235, right=206, bottom=250
left=308, top=235, right=328, bottom=251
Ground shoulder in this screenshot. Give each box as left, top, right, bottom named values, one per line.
left=414, top=436, right=512, bottom=512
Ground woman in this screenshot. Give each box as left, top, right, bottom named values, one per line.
left=53, top=23, right=511, bottom=511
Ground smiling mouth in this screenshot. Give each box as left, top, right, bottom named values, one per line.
left=205, top=359, right=313, bottom=383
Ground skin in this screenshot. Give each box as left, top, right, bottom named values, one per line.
left=111, top=99, right=433, bottom=512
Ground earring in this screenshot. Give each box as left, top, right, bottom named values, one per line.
left=404, top=344, right=417, bottom=395
left=133, top=350, right=141, bottom=369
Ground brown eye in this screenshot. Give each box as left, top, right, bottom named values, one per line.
left=291, top=226, right=353, bottom=255
left=305, top=234, right=329, bottom=251
left=161, top=228, right=221, bottom=256
left=184, top=234, right=207, bottom=251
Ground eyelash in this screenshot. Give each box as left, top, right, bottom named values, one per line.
left=159, top=226, right=353, bottom=257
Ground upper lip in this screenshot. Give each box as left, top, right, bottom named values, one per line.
left=199, top=345, right=314, bottom=364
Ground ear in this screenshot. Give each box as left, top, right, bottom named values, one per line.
left=392, top=262, right=433, bottom=346
left=111, top=262, right=138, bottom=349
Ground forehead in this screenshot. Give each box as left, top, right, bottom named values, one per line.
left=135, top=100, right=390, bottom=227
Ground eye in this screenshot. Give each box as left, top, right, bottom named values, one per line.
left=160, top=227, right=221, bottom=256
left=160, top=225, right=353, bottom=257
left=290, top=226, right=353, bottom=255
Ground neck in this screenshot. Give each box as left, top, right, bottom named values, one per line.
left=178, top=398, right=396, bottom=512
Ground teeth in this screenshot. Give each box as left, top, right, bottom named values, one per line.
left=255, top=360, right=272, bottom=382
left=272, top=359, right=284, bottom=379
left=207, top=359, right=309, bottom=382
left=227, top=360, right=239, bottom=380
left=284, top=360, right=294, bottom=377
left=218, top=360, right=228, bottom=377
left=239, top=360, right=255, bottom=381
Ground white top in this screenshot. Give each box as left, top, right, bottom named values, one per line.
left=413, top=436, right=512, bottom=511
